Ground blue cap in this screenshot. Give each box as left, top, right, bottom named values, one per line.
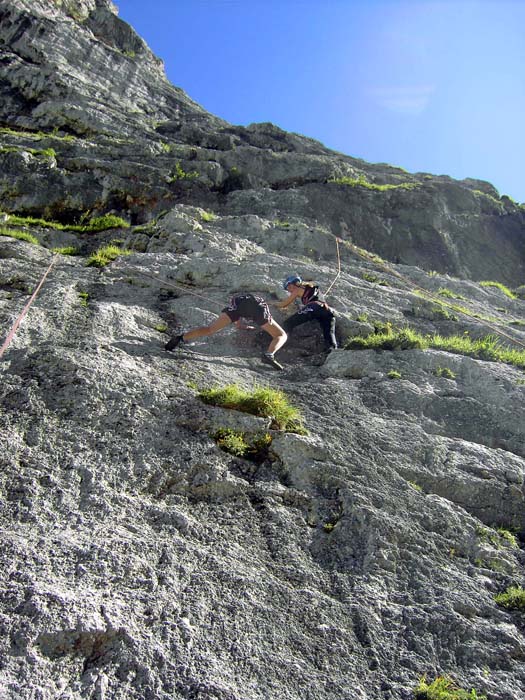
left=283, top=274, right=301, bottom=290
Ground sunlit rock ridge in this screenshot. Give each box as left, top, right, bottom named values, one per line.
left=1, top=1, right=524, bottom=699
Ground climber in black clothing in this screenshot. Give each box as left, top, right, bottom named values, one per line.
left=274, top=275, right=337, bottom=351
left=164, top=293, right=287, bottom=370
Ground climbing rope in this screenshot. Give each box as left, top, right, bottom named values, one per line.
left=0, top=254, right=59, bottom=361
left=324, top=237, right=341, bottom=298
left=125, top=268, right=225, bottom=308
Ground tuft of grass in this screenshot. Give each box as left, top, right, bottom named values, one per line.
left=479, top=280, right=517, bottom=299
left=345, top=328, right=525, bottom=369
left=415, top=675, right=487, bottom=700
left=198, top=383, right=306, bottom=433
left=200, top=210, right=217, bottom=222
left=155, top=324, right=168, bottom=333
left=1, top=212, right=129, bottom=232
left=78, top=291, right=89, bottom=307
left=52, top=246, right=79, bottom=256
left=387, top=369, right=402, bottom=379
left=438, top=287, right=466, bottom=300
left=86, top=245, right=132, bottom=268
left=495, top=585, right=525, bottom=610
left=0, top=226, right=39, bottom=245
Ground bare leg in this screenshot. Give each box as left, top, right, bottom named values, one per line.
left=183, top=313, right=232, bottom=342
left=260, top=320, right=287, bottom=354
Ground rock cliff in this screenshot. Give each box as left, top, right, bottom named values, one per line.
left=1, top=2, right=525, bottom=700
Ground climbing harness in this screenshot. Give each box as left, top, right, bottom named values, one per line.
left=0, top=254, right=59, bottom=361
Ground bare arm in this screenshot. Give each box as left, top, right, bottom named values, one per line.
left=273, top=288, right=302, bottom=309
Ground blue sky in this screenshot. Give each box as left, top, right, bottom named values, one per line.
left=116, top=1, right=525, bottom=203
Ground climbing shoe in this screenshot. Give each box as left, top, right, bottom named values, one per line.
left=261, top=352, right=283, bottom=370
left=164, top=334, right=184, bottom=352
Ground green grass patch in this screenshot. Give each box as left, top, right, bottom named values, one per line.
left=415, top=675, right=486, bottom=699
left=329, top=174, right=419, bottom=191
left=200, top=210, right=217, bottom=222
left=52, top=246, right=79, bottom=256
left=495, top=585, right=525, bottom=610
left=345, top=327, right=525, bottom=369
left=0, top=226, right=39, bottom=245
left=2, top=212, right=129, bottom=232
left=477, top=526, right=519, bottom=549
left=480, top=280, right=517, bottom=299
left=86, top=245, right=132, bottom=268
left=387, top=369, right=402, bottom=379
left=438, top=287, right=466, bottom=300
left=198, top=383, right=306, bottom=433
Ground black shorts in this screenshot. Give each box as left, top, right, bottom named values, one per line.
left=222, top=294, right=272, bottom=326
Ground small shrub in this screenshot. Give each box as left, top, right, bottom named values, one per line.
left=200, top=210, right=217, bottom=222
left=86, top=245, right=132, bottom=268
left=213, top=428, right=249, bottom=457
left=198, top=383, right=306, bottom=433
left=78, top=291, right=89, bottom=307
left=435, top=367, right=456, bottom=379
left=408, top=481, right=423, bottom=492
left=213, top=429, right=273, bottom=463
left=415, top=675, right=487, bottom=700
left=169, top=162, right=199, bottom=182
left=155, top=324, right=168, bottom=333
left=356, top=313, right=369, bottom=323
left=387, top=369, right=402, bottom=379
left=495, top=585, right=525, bottom=610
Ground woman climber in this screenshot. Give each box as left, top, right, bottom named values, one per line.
left=164, top=293, right=287, bottom=370
left=274, top=275, right=337, bottom=351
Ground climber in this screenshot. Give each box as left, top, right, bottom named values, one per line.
left=164, top=293, right=287, bottom=370
left=274, top=275, right=337, bottom=351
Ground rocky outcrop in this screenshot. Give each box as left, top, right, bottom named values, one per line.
left=1, top=3, right=525, bottom=699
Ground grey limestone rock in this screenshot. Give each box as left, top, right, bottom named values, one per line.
left=1, top=3, right=525, bottom=700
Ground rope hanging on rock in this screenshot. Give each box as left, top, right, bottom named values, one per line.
left=0, top=254, right=59, bottom=362
left=324, top=237, right=341, bottom=298
left=127, top=268, right=225, bottom=308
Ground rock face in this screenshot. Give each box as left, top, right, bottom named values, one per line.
left=1, top=0, right=524, bottom=283
left=1, top=3, right=525, bottom=700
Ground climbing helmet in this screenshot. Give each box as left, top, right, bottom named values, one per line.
left=283, top=274, right=301, bottom=290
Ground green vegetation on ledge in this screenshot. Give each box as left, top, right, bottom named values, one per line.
left=328, top=174, right=419, bottom=191
left=414, top=675, right=486, bottom=700
left=1, top=212, right=129, bottom=232
left=345, top=327, right=525, bottom=369
left=86, top=245, right=132, bottom=267
left=198, top=383, right=306, bottom=433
